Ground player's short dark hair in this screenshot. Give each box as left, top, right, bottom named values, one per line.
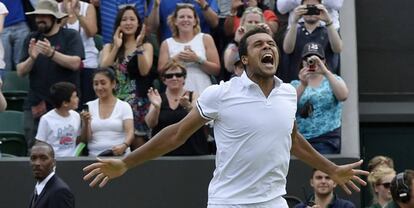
left=238, top=27, right=270, bottom=59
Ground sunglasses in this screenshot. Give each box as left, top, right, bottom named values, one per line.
left=164, top=73, right=185, bottom=79
left=378, top=182, right=391, bottom=189
left=118, top=3, right=136, bottom=9
left=176, top=3, right=195, bottom=8
left=244, top=7, right=263, bottom=14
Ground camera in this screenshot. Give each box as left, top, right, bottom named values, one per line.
left=307, top=57, right=316, bottom=66
left=305, top=4, right=320, bottom=15
left=244, top=24, right=257, bottom=32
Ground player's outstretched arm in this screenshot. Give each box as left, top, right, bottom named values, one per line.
left=290, top=123, right=369, bottom=194
left=83, top=108, right=208, bottom=188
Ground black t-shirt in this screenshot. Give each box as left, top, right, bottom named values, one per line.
left=20, top=28, right=85, bottom=109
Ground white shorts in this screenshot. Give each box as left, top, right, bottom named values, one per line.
left=207, top=196, right=288, bottom=208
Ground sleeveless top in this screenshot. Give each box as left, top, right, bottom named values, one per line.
left=152, top=92, right=209, bottom=156
left=114, top=50, right=152, bottom=135
left=59, top=1, right=98, bottom=68
left=166, top=33, right=211, bottom=94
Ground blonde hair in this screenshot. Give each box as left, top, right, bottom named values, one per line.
left=167, top=4, right=201, bottom=38
left=368, top=155, right=394, bottom=172
left=367, top=166, right=396, bottom=204
left=240, top=7, right=264, bottom=26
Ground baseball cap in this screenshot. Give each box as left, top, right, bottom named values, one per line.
left=301, top=42, right=325, bottom=59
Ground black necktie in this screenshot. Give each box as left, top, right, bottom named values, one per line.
left=31, top=189, right=38, bottom=208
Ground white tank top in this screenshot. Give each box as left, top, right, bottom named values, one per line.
left=59, top=1, right=99, bottom=68
left=166, top=33, right=211, bottom=94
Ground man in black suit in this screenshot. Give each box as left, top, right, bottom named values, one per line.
left=29, top=142, right=75, bottom=208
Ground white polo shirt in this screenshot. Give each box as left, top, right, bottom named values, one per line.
left=197, top=73, right=297, bottom=205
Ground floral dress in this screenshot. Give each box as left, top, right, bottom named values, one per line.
left=114, top=50, right=151, bottom=136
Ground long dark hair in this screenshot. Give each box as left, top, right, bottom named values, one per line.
left=113, top=5, right=143, bottom=61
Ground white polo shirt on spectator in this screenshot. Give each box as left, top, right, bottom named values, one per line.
left=197, top=72, right=297, bottom=205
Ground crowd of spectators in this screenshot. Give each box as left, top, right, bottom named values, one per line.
left=3, top=1, right=414, bottom=207
left=0, top=0, right=347, bottom=156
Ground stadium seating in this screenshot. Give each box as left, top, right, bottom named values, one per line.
left=2, top=71, right=29, bottom=111
left=0, top=133, right=27, bottom=156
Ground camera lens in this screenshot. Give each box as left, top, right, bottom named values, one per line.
left=307, top=58, right=315, bottom=66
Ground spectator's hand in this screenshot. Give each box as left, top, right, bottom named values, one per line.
left=298, top=66, right=311, bottom=86
left=179, top=91, right=192, bottom=110
left=29, top=38, right=40, bottom=60
left=83, top=158, right=128, bottom=187
left=113, top=27, right=123, bottom=49
left=178, top=49, right=198, bottom=63
left=147, top=87, right=161, bottom=109
left=80, top=111, right=91, bottom=124
left=329, top=160, right=369, bottom=194
left=35, top=38, right=54, bottom=57
left=136, top=24, right=146, bottom=48
left=65, top=0, right=80, bottom=17
left=195, top=0, right=207, bottom=8
left=310, top=55, right=330, bottom=75
left=231, top=0, right=243, bottom=14
left=257, top=23, right=273, bottom=36
left=315, top=4, right=331, bottom=24
left=292, top=5, right=307, bottom=24
left=90, top=0, right=100, bottom=7
left=234, top=25, right=246, bottom=43
left=112, top=144, right=127, bottom=156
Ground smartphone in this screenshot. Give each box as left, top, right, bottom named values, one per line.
left=82, top=104, right=89, bottom=112
left=184, top=45, right=191, bottom=51
left=305, top=4, right=320, bottom=15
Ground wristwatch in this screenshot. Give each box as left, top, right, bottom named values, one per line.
left=197, top=56, right=206, bottom=65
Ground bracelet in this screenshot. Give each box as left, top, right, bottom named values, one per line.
left=325, top=20, right=333, bottom=27
left=48, top=48, right=56, bottom=59
left=136, top=47, right=145, bottom=55
left=197, top=56, right=205, bottom=65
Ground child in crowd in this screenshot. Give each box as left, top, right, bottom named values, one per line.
left=35, top=82, right=81, bottom=157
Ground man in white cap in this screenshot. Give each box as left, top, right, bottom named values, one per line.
left=16, top=0, right=85, bottom=150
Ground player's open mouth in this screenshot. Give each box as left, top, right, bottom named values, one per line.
left=261, top=53, right=274, bottom=66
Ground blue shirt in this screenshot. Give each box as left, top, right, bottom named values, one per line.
left=1, top=0, right=26, bottom=27
left=291, top=75, right=343, bottom=139
left=159, top=0, right=218, bottom=41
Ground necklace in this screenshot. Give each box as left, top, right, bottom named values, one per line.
left=166, top=90, right=184, bottom=102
